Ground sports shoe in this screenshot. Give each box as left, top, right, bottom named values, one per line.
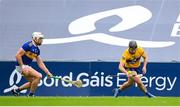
left=11, top=89, right=19, bottom=96
left=113, top=88, right=120, bottom=98
left=146, top=92, right=156, bottom=98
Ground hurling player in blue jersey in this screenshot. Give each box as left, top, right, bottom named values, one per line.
left=12, top=32, right=53, bottom=97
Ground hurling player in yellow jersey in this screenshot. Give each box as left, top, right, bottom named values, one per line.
left=113, top=41, right=155, bottom=98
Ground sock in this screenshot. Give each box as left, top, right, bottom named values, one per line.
left=16, top=88, right=21, bottom=93
left=29, top=92, right=34, bottom=96
left=145, top=92, right=149, bottom=96
left=119, top=89, right=122, bottom=92
left=145, top=91, right=154, bottom=97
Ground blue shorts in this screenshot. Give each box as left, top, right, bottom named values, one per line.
left=125, top=67, right=142, bottom=74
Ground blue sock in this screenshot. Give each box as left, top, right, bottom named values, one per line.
left=29, top=92, right=34, bottom=96
left=16, top=88, right=21, bottom=93
left=113, top=88, right=121, bottom=98
left=145, top=91, right=155, bottom=98
left=118, top=89, right=122, bottom=93
left=146, top=92, right=149, bottom=96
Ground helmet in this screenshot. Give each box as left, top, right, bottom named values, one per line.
left=129, top=41, right=137, bottom=49
left=32, top=32, right=44, bottom=39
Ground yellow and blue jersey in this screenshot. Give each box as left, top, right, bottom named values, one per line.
left=120, top=47, right=145, bottom=68
left=16, top=41, right=40, bottom=66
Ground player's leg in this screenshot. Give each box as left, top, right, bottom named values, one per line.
left=15, top=77, right=33, bottom=91
left=20, top=66, right=42, bottom=96
left=118, top=70, right=137, bottom=90
left=113, top=77, right=134, bottom=97
left=12, top=67, right=33, bottom=96
left=135, top=76, right=155, bottom=98
left=136, top=77, right=147, bottom=93
left=120, top=78, right=134, bottom=90
left=12, top=82, right=32, bottom=96
left=12, top=70, right=35, bottom=96
left=25, top=67, right=42, bottom=96
left=19, top=82, right=32, bottom=90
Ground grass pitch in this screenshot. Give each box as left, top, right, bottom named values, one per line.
left=0, top=96, right=179, bottom=106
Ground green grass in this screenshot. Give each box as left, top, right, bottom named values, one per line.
left=0, top=96, right=179, bottom=106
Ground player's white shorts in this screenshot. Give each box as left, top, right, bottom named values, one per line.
left=15, top=65, right=31, bottom=74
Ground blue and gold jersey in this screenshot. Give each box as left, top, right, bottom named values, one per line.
left=16, top=41, right=40, bottom=66
left=120, top=47, right=146, bottom=68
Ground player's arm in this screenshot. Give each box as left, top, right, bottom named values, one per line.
left=142, top=51, right=148, bottom=74
left=119, top=62, right=128, bottom=76
left=36, top=56, right=53, bottom=77
left=119, top=56, right=129, bottom=76
left=15, top=48, right=25, bottom=67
